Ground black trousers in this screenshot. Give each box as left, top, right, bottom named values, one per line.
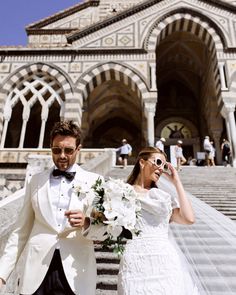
left=21, top=249, right=75, bottom=295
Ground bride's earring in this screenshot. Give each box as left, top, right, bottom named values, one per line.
left=140, top=164, right=145, bottom=189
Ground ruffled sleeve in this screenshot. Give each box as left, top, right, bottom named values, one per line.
left=152, top=189, right=180, bottom=209
left=171, top=193, right=180, bottom=209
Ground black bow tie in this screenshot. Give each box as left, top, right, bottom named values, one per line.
left=52, top=169, right=76, bottom=181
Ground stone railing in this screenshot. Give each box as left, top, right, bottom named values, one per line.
left=0, top=148, right=117, bottom=200
left=81, top=148, right=116, bottom=176
left=0, top=148, right=115, bottom=165
left=25, top=148, right=116, bottom=179
left=0, top=148, right=116, bottom=295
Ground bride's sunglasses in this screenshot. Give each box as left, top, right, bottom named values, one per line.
left=147, top=158, right=169, bottom=172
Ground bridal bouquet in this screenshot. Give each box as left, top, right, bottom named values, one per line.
left=75, top=177, right=141, bottom=255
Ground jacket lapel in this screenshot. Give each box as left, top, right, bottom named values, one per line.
left=37, top=168, right=58, bottom=231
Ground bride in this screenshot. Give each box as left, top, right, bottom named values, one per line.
left=117, top=147, right=199, bottom=295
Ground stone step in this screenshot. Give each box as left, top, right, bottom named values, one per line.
left=97, top=263, right=119, bottom=275
left=96, top=275, right=118, bottom=290
left=186, top=191, right=236, bottom=193
left=178, top=167, right=236, bottom=221
left=210, top=206, right=236, bottom=210
left=96, top=290, right=117, bottom=295
left=199, top=202, right=236, bottom=206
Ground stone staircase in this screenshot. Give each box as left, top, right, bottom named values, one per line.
left=1, top=165, right=236, bottom=294
left=178, top=166, right=236, bottom=221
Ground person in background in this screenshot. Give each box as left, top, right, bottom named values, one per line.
left=209, top=141, right=216, bottom=166
left=203, top=136, right=212, bottom=166
left=155, top=137, right=166, bottom=152
left=116, top=139, right=132, bottom=169
left=118, top=147, right=198, bottom=294
left=0, top=120, right=106, bottom=295
left=221, top=138, right=231, bottom=166
left=174, top=140, right=186, bottom=171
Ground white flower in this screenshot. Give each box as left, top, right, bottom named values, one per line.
left=75, top=177, right=141, bottom=255
left=73, top=181, right=92, bottom=194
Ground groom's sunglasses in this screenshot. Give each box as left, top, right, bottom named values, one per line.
left=51, top=147, right=76, bottom=155
left=148, top=158, right=169, bottom=172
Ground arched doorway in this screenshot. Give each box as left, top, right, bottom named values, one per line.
left=81, top=79, right=142, bottom=155
left=79, top=64, right=147, bottom=158
left=153, top=14, right=224, bottom=163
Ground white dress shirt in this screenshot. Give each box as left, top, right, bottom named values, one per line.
left=50, top=164, right=77, bottom=233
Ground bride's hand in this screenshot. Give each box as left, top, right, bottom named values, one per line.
left=163, top=163, right=180, bottom=184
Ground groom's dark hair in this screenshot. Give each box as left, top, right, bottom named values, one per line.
left=50, top=120, right=81, bottom=147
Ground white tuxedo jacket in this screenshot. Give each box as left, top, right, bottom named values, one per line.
left=0, top=165, right=106, bottom=295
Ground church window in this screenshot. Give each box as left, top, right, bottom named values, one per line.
left=1, top=73, right=65, bottom=149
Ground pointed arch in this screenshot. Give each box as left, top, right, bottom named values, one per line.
left=0, top=62, right=74, bottom=98
left=76, top=62, right=150, bottom=102
left=0, top=63, right=76, bottom=148
left=145, top=9, right=225, bottom=52
left=144, top=10, right=225, bottom=100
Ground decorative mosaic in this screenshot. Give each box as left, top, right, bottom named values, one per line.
left=0, top=64, right=11, bottom=73
left=69, top=62, right=82, bottom=73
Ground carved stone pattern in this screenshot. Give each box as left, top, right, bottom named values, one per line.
left=71, top=0, right=236, bottom=50
left=69, top=62, right=82, bottom=73
left=44, top=11, right=94, bottom=30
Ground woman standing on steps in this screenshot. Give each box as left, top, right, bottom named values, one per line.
left=117, top=146, right=199, bottom=295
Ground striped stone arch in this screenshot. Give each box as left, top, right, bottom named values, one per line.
left=145, top=11, right=224, bottom=52
left=0, top=63, right=74, bottom=98
left=144, top=11, right=225, bottom=98
left=0, top=63, right=80, bottom=133
left=0, top=63, right=82, bottom=120
left=77, top=63, right=150, bottom=102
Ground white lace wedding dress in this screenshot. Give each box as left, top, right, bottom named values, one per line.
left=117, top=187, right=199, bottom=295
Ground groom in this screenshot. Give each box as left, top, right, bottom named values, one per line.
left=0, top=120, right=105, bottom=295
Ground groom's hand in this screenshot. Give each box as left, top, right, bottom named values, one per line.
left=65, top=210, right=85, bottom=227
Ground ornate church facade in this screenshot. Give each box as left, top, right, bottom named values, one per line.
left=0, top=0, right=236, bottom=165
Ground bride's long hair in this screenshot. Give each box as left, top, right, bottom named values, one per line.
left=127, top=147, right=167, bottom=186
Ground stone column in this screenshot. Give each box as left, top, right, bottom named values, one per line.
left=149, top=63, right=157, bottom=91
left=144, top=101, right=156, bottom=146
left=38, top=119, right=46, bottom=148
left=38, top=108, right=49, bottom=148
left=0, top=119, right=9, bottom=148
left=211, top=130, right=222, bottom=165
left=218, top=62, right=228, bottom=90
left=0, top=102, right=11, bottom=148
left=19, top=106, right=30, bottom=148
left=19, top=119, right=28, bottom=148
left=221, top=102, right=236, bottom=167
left=64, top=92, right=83, bottom=126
